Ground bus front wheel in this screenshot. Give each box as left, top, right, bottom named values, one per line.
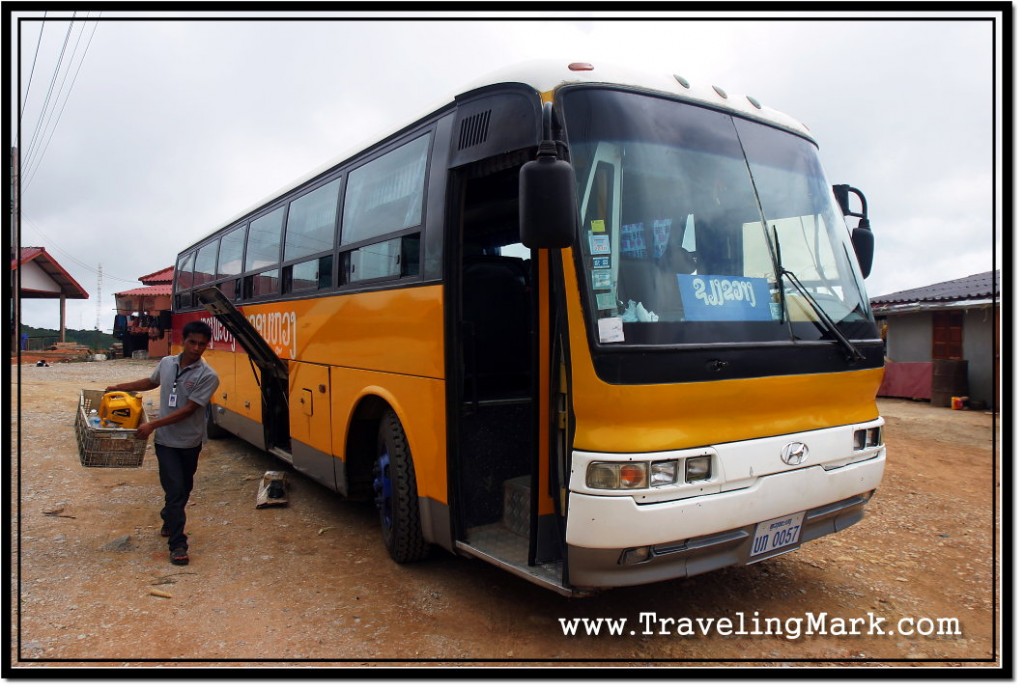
left=373, top=410, right=430, bottom=563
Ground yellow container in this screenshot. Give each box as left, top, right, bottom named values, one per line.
left=99, top=391, right=144, bottom=429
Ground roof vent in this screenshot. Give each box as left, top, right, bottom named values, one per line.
left=458, top=110, right=492, bottom=151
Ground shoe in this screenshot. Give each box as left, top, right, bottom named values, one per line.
left=170, top=548, right=189, bottom=566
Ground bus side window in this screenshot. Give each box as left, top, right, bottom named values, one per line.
left=217, top=226, right=246, bottom=280
left=401, top=235, right=420, bottom=277
left=283, top=256, right=332, bottom=294
left=250, top=269, right=280, bottom=298
left=245, top=207, right=285, bottom=272
left=174, top=251, right=196, bottom=310
left=194, top=240, right=219, bottom=287
left=284, top=178, right=342, bottom=263
left=218, top=279, right=237, bottom=301
left=344, top=238, right=401, bottom=283
left=584, top=161, right=614, bottom=232
left=341, top=135, right=430, bottom=246
left=341, top=233, right=421, bottom=285
left=318, top=256, right=333, bottom=289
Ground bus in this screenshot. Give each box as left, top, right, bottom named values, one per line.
left=172, top=61, right=885, bottom=595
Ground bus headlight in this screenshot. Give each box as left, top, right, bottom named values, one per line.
left=586, top=463, right=620, bottom=489
left=650, top=460, right=678, bottom=486
left=854, top=425, right=883, bottom=451
left=684, top=455, right=713, bottom=483
left=585, top=455, right=714, bottom=490
left=586, top=462, right=648, bottom=490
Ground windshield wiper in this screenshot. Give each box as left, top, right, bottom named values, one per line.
left=770, top=226, right=864, bottom=362
left=781, top=268, right=865, bottom=361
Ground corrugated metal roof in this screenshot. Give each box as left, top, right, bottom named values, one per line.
left=137, top=266, right=174, bottom=284
left=871, top=271, right=999, bottom=312
left=115, top=285, right=171, bottom=297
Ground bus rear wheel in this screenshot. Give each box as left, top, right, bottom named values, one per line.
left=206, top=410, right=230, bottom=439
left=373, top=410, right=430, bottom=563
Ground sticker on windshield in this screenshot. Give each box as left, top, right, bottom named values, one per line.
left=678, top=274, right=774, bottom=322
left=590, top=220, right=606, bottom=233
left=598, top=317, right=625, bottom=343
left=589, top=232, right=610, bottom=255
left=592, top=270, right=612, bottom=290
left=595, top=292, right=616, bottom=311
left=592, top=256, right=610, bottom=270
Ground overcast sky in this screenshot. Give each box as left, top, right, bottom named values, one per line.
left=10, top=9, right=1002, bottom=332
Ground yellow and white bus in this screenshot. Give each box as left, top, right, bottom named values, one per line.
left=173, top=61, right=885, bottom=595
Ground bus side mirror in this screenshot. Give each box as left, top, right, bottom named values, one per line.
left=519, top=150, right=578, bottom=249
left=851, top=220, right=874, bottom=278
left=833, top=183, right=874, bottom=278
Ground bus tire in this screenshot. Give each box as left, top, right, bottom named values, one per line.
left=206, top=409, right=229, bottom=439
left=374, top=410, right=430, bottom=563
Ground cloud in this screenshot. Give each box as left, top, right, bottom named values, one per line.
left=13, top=14, right=1001, bottom=331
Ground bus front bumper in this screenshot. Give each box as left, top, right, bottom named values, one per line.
left=565, top=455, right=884, bottom=589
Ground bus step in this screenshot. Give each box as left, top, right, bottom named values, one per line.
left=458, top=523, right=567, bottom=596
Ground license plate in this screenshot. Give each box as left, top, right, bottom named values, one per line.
left=750, top=511, right=805, bottom=557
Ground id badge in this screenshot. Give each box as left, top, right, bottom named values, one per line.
left=167, top=393, right=178, bottom=407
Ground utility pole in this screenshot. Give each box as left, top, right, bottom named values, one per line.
left=96, top=263, right=102, bottom=330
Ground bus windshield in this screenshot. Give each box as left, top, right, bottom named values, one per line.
left=561, top=88, right=875, bottom=347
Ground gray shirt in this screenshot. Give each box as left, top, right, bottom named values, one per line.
left=148, top=354, right=220, bottom=448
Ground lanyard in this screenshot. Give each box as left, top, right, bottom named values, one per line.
left=172, top=363, right=189, bottom=394
left=170, top=359, right=195, bottom=404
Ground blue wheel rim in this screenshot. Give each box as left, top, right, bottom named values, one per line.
left=373, top=450, right=393, bottom=532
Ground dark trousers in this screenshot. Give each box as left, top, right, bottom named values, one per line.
left=155, top=443, right=201, bottom=552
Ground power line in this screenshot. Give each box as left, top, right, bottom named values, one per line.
left=19, top=12, right=48, bottom=120
left=20, top=212, right=141, bottom=285
left=96, top=263, right=102, bottom=329
left=23, top=17, right=88, bottom=177
left=22, top=18, right=100, bottom=191
left=22, top=16, right=76, bottom=168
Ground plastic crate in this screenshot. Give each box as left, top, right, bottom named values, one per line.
left=75, top=389, right=149, bottom=468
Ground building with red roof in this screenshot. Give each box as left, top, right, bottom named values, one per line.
left=113, top=266, right=173, bottom=358
left=13, top=247, right=90, bottom=347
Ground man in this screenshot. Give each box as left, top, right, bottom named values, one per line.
left=107, top=320, right=219, bottom=566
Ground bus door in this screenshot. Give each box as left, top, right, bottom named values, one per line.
left=195, top=287, right=291, bottom=459
left=447, top=162, right=567, bottom=593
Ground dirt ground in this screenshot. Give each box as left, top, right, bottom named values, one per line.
left=7, top=359, right=1003, bottom=672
